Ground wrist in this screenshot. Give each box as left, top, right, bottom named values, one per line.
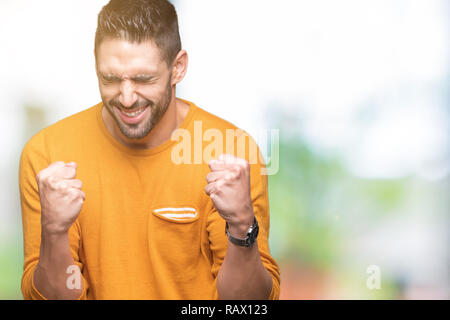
left=226, top=216, right=259, bottom=248
left=41, top=225, right=70, bottom=240
left=41, top=216, right=71, bottom=236
left=226, top=215, right=255, bottom=239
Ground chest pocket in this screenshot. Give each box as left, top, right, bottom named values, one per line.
left=148, top=205, right=202, bottom=283
left=152, top=206, right=199, bottom=223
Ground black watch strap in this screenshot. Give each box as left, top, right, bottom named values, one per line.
left=225, top=217, right=259, bottom=247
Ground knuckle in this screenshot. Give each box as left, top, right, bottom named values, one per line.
left=57, top=184, right=68, bottom=194
left=232, top=163, right=241, bottom=170
left=50, top=161, right=64, bottom=169
left=227, top=171, right=237, bottom=181
left=63, top=167, right=76, bottom=178
left=51, top=161, right=66, bottom=171
left=231, top=166, right=241, bottom=177
left=44, top=175, right=55, bottom=187
left=68, top=189, right=79, bottom=198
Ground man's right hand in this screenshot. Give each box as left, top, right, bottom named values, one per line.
left=36, top=161, right=85, bottom=235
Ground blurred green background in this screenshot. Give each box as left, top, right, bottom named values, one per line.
left=1, top=0, right=449, bottom=299
left=267, top=110, right=450, bottom=298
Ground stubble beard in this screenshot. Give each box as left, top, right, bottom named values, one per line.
left=106, top=76, right=173, bottom=140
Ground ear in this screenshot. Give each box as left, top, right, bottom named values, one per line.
left=171, top=50, right=188, bottom=86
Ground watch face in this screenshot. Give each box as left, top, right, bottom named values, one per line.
left=246, top=223, right=259, bottom=246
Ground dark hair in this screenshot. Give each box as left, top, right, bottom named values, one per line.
left=95, top=0, right=182, bottom=66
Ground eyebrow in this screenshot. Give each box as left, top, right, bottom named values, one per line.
left=100, top=73, right=157, bottom=82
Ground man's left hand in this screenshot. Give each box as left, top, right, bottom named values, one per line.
left=205, top=154, right=255, bottom=238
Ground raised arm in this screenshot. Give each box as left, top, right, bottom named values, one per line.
left=32, top=161, right=86, bottom=299
left=20, top=138, right=87, bottom=300
left=205, top=154, right=279, bottom=299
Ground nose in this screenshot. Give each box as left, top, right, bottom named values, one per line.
left=119, top=79, right=138, bottom=108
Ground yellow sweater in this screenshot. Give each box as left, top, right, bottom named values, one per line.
left=19, top=99, right=280, bottom=300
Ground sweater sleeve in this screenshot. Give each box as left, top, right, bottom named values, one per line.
left=206, top=131, right=280, bottom=300
left=19, top=132, right=88, bottom=300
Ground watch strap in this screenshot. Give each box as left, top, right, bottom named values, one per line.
left=225, top=217, right=258, bottom=247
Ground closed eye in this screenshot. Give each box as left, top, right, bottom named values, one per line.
left=101, top=74, right=120, bottom=84
left=99, top=73, right=158, bottom=84
left=132, top=76, right=157, bottom=84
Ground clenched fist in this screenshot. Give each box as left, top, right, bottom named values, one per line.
left=36, top=161, right=85, bottom=235
left=205, top=154, right=255, bottom=238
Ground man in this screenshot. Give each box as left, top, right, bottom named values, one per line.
left=19, top=0, right=280, bottom=300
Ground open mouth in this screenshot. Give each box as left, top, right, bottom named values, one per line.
left=115, top=105, right=150, bottom=124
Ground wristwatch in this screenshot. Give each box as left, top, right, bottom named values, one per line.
left=225, top=217, right=259, bottom=247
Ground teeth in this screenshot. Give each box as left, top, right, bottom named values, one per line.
left=122, top=107, right=146, bottom=117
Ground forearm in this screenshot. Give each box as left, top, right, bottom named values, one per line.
left=217, top=239, right=273, bottom=300
left=33, top=231, right=84, bottom=300
left=206, top=156, right=275, bottom=299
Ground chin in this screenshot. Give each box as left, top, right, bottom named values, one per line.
left=118, top=123, right=153, bottom=140
left=119, top=119, right=155, bottom=140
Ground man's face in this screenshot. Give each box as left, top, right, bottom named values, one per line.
left=95, top=38, right=173, bottom=140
